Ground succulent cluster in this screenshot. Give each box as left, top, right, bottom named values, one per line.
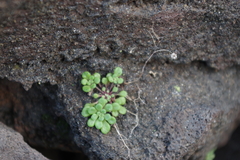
left=81, top=67, right=128, bottom=134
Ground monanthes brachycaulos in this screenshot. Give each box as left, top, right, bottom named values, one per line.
left=81, top=67, right=128, bottom=134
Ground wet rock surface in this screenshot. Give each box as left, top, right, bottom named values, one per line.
left=0, top=0, right=240, bottom=159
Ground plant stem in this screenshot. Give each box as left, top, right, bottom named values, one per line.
left=98, top=83, right=102, bottom=88
left=96, top=86, right=105, bottom=94
left=109, top=83, right=114, bottom=92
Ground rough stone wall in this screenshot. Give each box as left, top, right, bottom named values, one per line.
left=0, top=0, right=240, bottom=159
left=0, top=122, right=48, bottom=160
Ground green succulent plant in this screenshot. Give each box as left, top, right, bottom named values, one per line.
left=81, top=72, right=101, bottom=92
left=205, top=148, right=216, bottom=160
left=81, top=67, right=128, bottom=134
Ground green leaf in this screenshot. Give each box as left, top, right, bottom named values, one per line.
left=81, top=79, right=88, bottom=85
left=107, top=116, right=116, bottom=124
left=102, top=87, right=106, bottom=92
left=81, top=106, right=91, bottom=117
left=82, top=71, right=91, bottom=79
left=84, top=103, right=94, bottom=108
left=117, top=78, right=124, bottom=84
left=104, top=104, right=113, bottom=112
left=98, top=98, right=108, bottom=106
left=90, top=83, right=96, bottom=89
left=98, top=115, right=104, bottom=121
left=112, top=103, right=121, bottom=111
left=93, top=73, right=101, bottom=78
left=101, top=109, right=106, bottom=114
left=95, top=104, right=103, bottom=111
left=82, top=86, right=91, bottom=92
left=119, top=90, right=128, bottom=97
left=119, top=106, right=127, bottom=114
left=99, top=113, right=104, bottom=118
left=101, top=121, right=111, bottom=134
left=93, top=93, right=99, bottom=99
left=88, top=79, right=93, bottom=84
left=112, top=87, right=118, bottom=92
left=115, top=97, right=126, bottom=105
left=114, top=67, right=123, bottom=77
left=88, top=107, right=97, bottom=115
left=87, top=119, right=96, bottom=127
left=205, top=149, right=216, bottom=160
left=112, top=111, right=119, bottom=117
left=113, top=78, right=118, bottom=84
left=104, top=114, right=111, bottom=121
left=112, top=74, right=117, bottom=78
left=106, top=73, right=112, bottom=78
left=102, top=77, right=109, bottom=85
left=94, top=77, right=100, bottom=84
left=107, top=76, right=114, bottom=82
left=95, top=120, right=103, bottom=129
left=89, top=75, right=94, bottom=80
left=91, top=114, right=98, bottom=120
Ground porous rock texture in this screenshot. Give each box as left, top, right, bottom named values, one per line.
left=0, top=122, right=48, bottom=160
left=0, top=0, right=240, bottom=159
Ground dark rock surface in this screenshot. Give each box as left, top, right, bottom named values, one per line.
left=0, top=122, right=48, bottom=160
left=0, top=0, right=240, bottom=159
left=0, top=78, right=81, bottom=152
